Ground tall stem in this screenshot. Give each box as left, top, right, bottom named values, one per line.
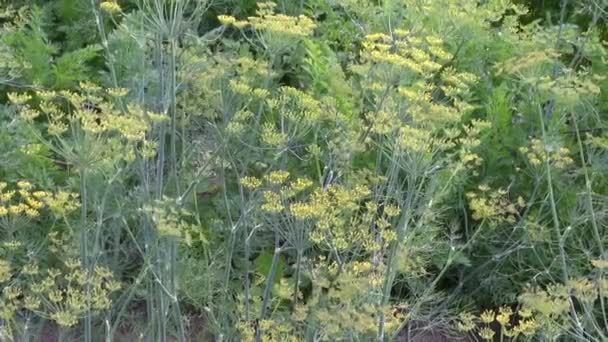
left=293, top=250, right=302, bottom=305
left=571, top=116, right=604, bottom=255
left=154, top=32, right=168, bottom=341
left=169, top=38, right=181, bottom=194
left=256, top=237, right=281, bottom=342
left=80, top=168, right=92, bottom=342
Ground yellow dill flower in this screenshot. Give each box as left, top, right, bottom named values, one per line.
left=24, top=207, right=39, bottom=217
left=37, top=90, right=57, bottom=101
left=64, top=258, right=80, bottom=270
left=496, top=306, right=512, bottom=326
left=105, top=279, right=122, bottom=292
left=290, top=202, right=315, bottom=220
left=20, top=143, right=42, bottom=155
left=79, top=81, right=101, bottom=93
left=23, top=262, right=39, bottom=275
left=480, top=309, right=495, bottom=324
left=229, top=79, right=252, bottom=95
left=8, top=204, right=24, bottom=215
left=261, top=191, right=283, bottom=213
left=591, top=259, right=608, bottom=270
left=138, top=140, right=157, bottom=158
left=17, top=181, right=31, bottom=189
left=3, top=240, right=22, bottom=250
left=0, top=259, right=10, bottom=283
left=384, top=204, right=400, bottom=217
left=382, top=229, right=397, bottom=243
left=234, top=109, right=253, bottom=121
left=94, top=265, right=113, bottom=279
left=226, top=121, right=245, bottom=135
left=234, top=20, right=249, bottom=29
left=248, top=12, right=316, bottom=37
left=518, top=308, right=533, bottom=318
left=240, top=176, right=262, bottom=190
left=47, top=120, right=68, bottom=136
left=20, top=106, right=41, bottom=121
left=456, top=312, right=476, bottom=332
left=479, top=327, right=495, bottom=340
left=44, top=191, right=80, bottom=216
left=516, top=196, right=526, bottom=208
left=521, top=138, right=573, bottom=169
left=514, top=318, right=539, bottom=336
left=49, top=289, right=63, bottom=303
left=397, top=126, right=431, bottom=152
left=367, top=111, right=397, bottom=135
left=107, top=87, right=129, bottom=97
left=217, top=15, right=236, bottom=25
left=519, top=288, right=569, bottom=317
left=288, top=178, right=312, bottom=193
left=32, top=191, right=49, bottom=199
left=7, top=92, right=31, bottom=105
left=568, top=278, right=597, bottom=303
left=4, top=286, right=21, bottom=300
left=0, top=190, right=15, bottom=202
left=50, top=310, right=78, bottom=327
left=100, top=1, right=121, bottom=13
left=264, top=170, right=290, bottom=185
left=466, top=186, right=518, bottom=223
left=261, top=123, right=287, bottom=146
left=23, top=296, right=41, bottom=311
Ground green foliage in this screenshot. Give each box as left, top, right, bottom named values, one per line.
left=0, top=0, right=607, bottom=341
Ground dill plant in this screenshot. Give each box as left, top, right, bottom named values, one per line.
left=0, top=0, right=607, bottom=341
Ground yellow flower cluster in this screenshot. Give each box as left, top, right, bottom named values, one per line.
left=27, top=260, right=121, bottom=327
left=0, top=259, right=10, bottom=283
left=567, top=278, right=599, bottom=304
left=397, top=125, right=432, bottom=152
left=250, top=3, right=316, bottom=37
left=264, top=170, right=290, bottom=185
left=519, top=138, right=573, bottom=169
left=247, top=171, right=397, bottom=252
left=258, top=86, right=327, bottom=149
left=0, top=285, right=21, bottom=320
left=14, top=86, right=152, bottom=144
left=362, top=32, right=450, bottom=77
left=367, top=110, right=398, bottom=135
left=218, top=2, right=316, bottom=38
left=240, top=176, right=262, bottom=190
left=356, top=30, right=486, bottom=167
left=498, top=50, right=558, bottom=76
left=587, top=133, right=608, bottom=150
left=285, top=177, right=313, bottom=195
left=288, top=184, right=377, bottom=250
left=261, top=191, right=283, bottom=213
left=0, top=181, right=79, bottom=219
left=457, top=306, right=539, bottom=340
left=466, top=185, right=519, bottom=223
left=518, top=285, right=570, bottom=318
left=591, top=258, right=608, bottom=270
left=514, top=279, right=607, bottom=338
left=100, top=1, right=121, bottom=13
left=274, top=86, right=323, bottom=123
left=0, top=229, right=120, bottom=327
left=226, top=109, right=254, bottom=136
left=261, top=122, right=288, bottom=146
left=297, top=260, right=401, bottom=339
left=246, top=171, right=313, bottom=213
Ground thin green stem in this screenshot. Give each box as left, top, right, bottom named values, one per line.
left=256, top=238, right=282, bottom=342
left=80, top=168, right=92, bottom=342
